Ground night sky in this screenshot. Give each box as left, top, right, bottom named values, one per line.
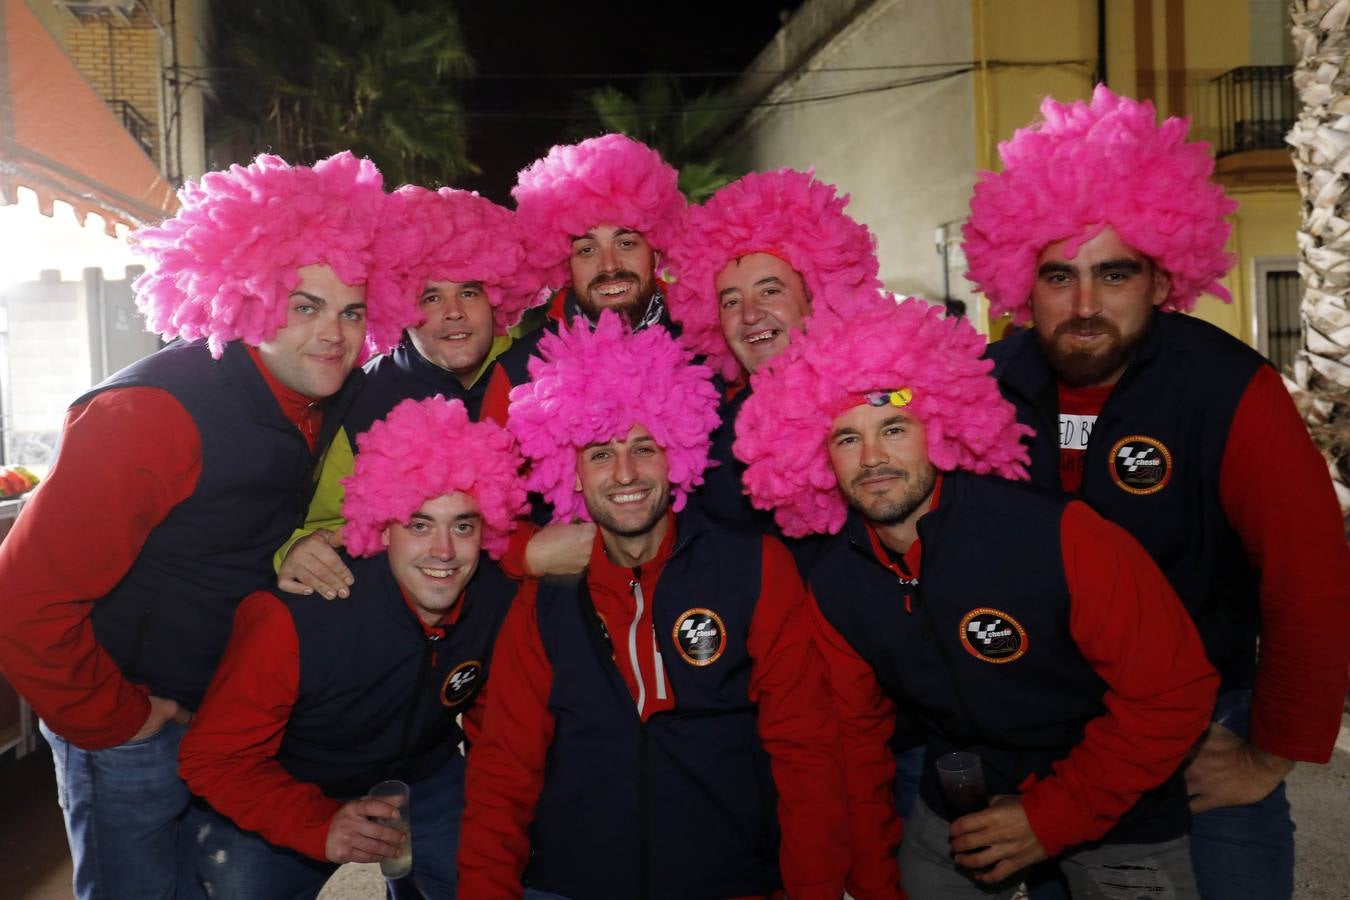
left=452, top=1, right=804, bottom=203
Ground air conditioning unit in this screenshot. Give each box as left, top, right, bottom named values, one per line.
left=52, top=0, right=138, bottom=24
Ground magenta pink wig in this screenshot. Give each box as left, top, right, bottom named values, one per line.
left=734, top=297, right=1033, bottom=537
left=962, top=85, right=1237, bottom=323
left=131, top=151, right=401, bottom=358
left=511, top=134, right=686, bottom=290
left=507, top=311, right=720, bottom=523
left=665, top=169, right=884, bottom=379
left=368, top=185, right=545, bottom=350
left=341, top=397, right=528, bottom=559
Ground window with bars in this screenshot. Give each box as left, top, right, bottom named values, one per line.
left=1263, top=269, right=1302, bottom=374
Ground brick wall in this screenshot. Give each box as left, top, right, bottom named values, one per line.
left=59, top=8, right=163, bottom=165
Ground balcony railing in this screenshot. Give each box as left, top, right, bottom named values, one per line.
left=1213, top=66, right=1296, bottom=158
left=111, top=99, right=155, bottom=159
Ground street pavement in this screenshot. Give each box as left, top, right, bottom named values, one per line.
left=318, top=721, right=1350, bottom=900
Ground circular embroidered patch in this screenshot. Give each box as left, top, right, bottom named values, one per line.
left=958, top=608, right=1028, bottom=664
left=441, top=660, right=482, bottom=708
left=672, top=608, right=727, bottom=667
left=1108, top=435, right=1173, bottom=495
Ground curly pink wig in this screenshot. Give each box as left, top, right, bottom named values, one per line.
left=734, top=297, right=1033, bottom=537
left=507, top=311, right=720, bottom=523
left=511, top=134, right=686, bottom=290
left=962, top=85, right=1237, bottom=324
left=368, top=186, right=545, bottom=350
left=341, top=397, right=528, bottom=559
left=665, top=169, right=884, bottom=379
left=131, top=151, right=401, bottom=358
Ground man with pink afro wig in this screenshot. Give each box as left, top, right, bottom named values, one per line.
left=182, top=397, right=524, bottom=898
left=512, top=133, right=685, bottom=335
left=459, top=311, right=849, bottom=898
left=0, top=152, right=393, bottom=900
left=275, top=183, right=547, bottom=603
left=736, top=296, right=1218, bottom=900
left=972, top=87, right=1350, bottom=900
left=664, top=168, right=885, bottom=538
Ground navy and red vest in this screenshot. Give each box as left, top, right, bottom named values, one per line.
left=809, top=472, right=1189, bottom=845
left=275, top=552, right=515, bottom=798
left=525, top=514, right=781, bottom=900
left=988, top=311, right=1267, bottom=692
left=345, top=334, right=530, bottom=437
left=82, top=339, right=359, bottom=710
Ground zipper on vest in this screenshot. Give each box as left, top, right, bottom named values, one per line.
left=388, top=632, right=440, bottom=778
left=639, top=719, right=650, bottom=900
left=628, top=579, right=647, bottom=715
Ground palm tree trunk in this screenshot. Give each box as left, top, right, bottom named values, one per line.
left=1288, top=0, right=1350, bottom=526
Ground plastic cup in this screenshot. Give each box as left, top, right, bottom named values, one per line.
left=367, top=779, right=411, bottom=879
left=935, top=751, right=990, bottom=820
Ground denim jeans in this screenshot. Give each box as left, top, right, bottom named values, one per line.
left=900, top=798, right=1199, bottom=899
left=41, top=718, right=205, bottom=900
left=192, top=753, right=467, bottom=900
left=1189, top=689, right=1295, bottom=900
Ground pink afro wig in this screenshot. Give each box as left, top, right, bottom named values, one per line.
left=368, top=186, right=546, bottom=350
left=341, top=397, right=528, bottom=559
left=507, top=311, right=720, bottom=523
left=962, top=85, right=1237, bottom=324
left=734, top=296, right=1033, bottom=537
left=511, top=134, right=686, bottom=290
left=665, top=169, right=884, bottom=380
left=131, top=151, right=402, bottom=358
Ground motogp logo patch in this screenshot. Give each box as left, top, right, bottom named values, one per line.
left=1109, top=435, right=1173, bottom=495
left=441, top=660, right=482, bottom=708
left=959, top=608, right=1028, bottom=664
left=672, top=608, right=727, bottom=667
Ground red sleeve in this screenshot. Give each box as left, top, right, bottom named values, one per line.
left=178, top=591, right=342, bottom=862
left=806, top=590, right=905, bottom=900
left=0, top=387, right=201, bottom=749
left=458, top=582, right=555, bottom=899
left=1020, top=502, right=1219, bottom=857
left=481, top=363, right=512, bottom=428
left=497, top=521, right=540, bottom=581
left=1219, top=365, right=1350, bottom=762
left=747, top=537, right=851, bottom=900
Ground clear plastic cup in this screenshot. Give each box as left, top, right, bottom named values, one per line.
left=367, top=779, right=411, bottom=879
left=935, top=751, right=990, bottom=819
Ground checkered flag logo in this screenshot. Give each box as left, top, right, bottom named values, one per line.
left=967, top=618, right=1017, bottom=653
left=1117, top=445, right=1156, bottom=473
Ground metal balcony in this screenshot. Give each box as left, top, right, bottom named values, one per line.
left=111, top=99, right=155, bottom=160
left=1213, top=66, right=1296, bottom=158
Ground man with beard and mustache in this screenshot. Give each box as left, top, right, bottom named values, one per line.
left=964, top=86, right=1350, bottom=900
left=735, top=297, right=1218, bottom=900
left=456, top=312, right=849, bottom=900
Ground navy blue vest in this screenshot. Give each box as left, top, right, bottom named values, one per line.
left=525, top=516, right=781, bottom=900
left=989, top=312, right=1266, bottom=691
left=809, top=473, right=1189, bottom=845
left=81, top=339, right=359, bottom=709
left=276, top=553, right=515, bottom=798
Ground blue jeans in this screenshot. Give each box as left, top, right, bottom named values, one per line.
left=894, top=745, right=925, bottom=821
left=1190, top=689, right=1295, bottom=900
left=193, top=753, right=466, bottom=900
left=41, top=718, right=205, bottom=900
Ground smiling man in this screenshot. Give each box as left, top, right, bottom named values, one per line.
left=512, top=133, right=685, bottom=335
left=964, top=86, right=1350, bottom=900
left=457, top=313, right=848, bottom=900
left=735, top=297, right=1218, bottom=900
left=275, top=184, right=545, bottom=602
left=665, top=169, right=883, bottom=535
left=0, top=152, right=396, bottom=899
left=180, top=397, right=525, bottom=900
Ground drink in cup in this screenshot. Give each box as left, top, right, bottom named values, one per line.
left=367, top=779, right=412, bottom=879
left=935, top=751, right=990, bottom=819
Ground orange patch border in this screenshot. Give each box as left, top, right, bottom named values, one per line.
left=441, top=659, right=482, bottom=708
left=1108, top=434, right=1173, bottom=496
left=672, top=607, right=728, bottom=667
left=958, top=608, right=1029, bottom=664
